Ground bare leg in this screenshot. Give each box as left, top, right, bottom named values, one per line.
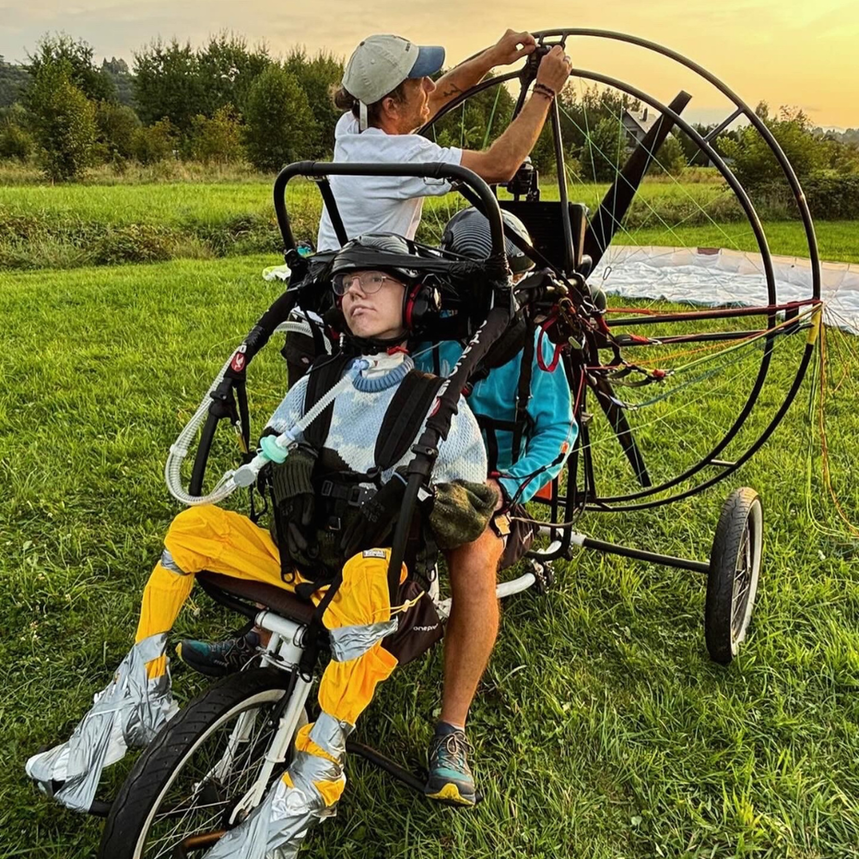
left=440, top=527, right=504, bottom=727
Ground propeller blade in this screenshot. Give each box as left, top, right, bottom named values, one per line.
left=591, top=376, right=652, bottom=488
left=583, top=91, right=692, bottom=268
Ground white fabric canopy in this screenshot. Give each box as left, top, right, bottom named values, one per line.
left=593, top=246, right=859, bottom=334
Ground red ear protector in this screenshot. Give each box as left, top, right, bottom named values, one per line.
left=403, top=280, right=441, bottom=331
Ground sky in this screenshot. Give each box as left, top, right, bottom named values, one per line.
left=1, top=0, right=857, bottom=128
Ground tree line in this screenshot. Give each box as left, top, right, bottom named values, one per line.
left=0, top=33, right=342, bottom=179
left=0, top=32, right=857, bottom=193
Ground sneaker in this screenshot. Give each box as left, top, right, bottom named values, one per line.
left=425, top=724, right=477, bottom=806
left=175, top=632, right=260, bottom=678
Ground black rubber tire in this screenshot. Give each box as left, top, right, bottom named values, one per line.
left=705, top=487, right=763, bottom=665
left=98, top=668, right=297, bottom=859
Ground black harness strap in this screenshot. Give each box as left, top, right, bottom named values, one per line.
left=474, top=414, right=514, bottom=474
left=302, top=353, right=353, bottom=449
left=374, top=370, right=446, bottom=471
left=511, top=333, right=536, bottom=462
left=316, top=178, right=349, bottom=247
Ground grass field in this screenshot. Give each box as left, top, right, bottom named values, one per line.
left=2, top=178, right=858, bottom=270
left=2, top=254, right=858, bottom=858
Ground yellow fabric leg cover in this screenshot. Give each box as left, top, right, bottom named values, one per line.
left=135, top=505, right=291, bottom=677
left=317, top=643, right=398, bottom=726
left=199, top=552, right=409, bottom=857
left=321, top=549, right=407, bottom=629
left=164, top=504, right=284, bottom=585
left=316, top=549, right=403, bottom=725
left=135, top=563, right=195, bottom=643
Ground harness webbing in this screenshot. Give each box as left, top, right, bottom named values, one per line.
left=471, top=339, right=536, bottom=473
left=375, top=371, right=446, bottom=471
left=303, top=354, right=354, bottom=450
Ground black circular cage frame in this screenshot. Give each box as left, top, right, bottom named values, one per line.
left=190, top=28, right=822, bottom=572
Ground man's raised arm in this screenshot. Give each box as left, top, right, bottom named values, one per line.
left=459, top=46, right=572, bottom=185
left=428, top=29, right=537, bottom=114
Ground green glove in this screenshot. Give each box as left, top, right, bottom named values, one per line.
left=269, top=446, right=317, bottom=567
left=429, top=480, right=498, bottom=550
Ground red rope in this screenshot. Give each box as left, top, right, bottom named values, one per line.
left=537, top=316, right=563, bottom=372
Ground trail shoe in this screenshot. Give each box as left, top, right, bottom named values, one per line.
left=425, top=722, right=477, bottom=806
left=176, top=632, right=261, bottom=678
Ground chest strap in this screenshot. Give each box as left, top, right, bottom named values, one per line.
left=374, top=370, right=446, bottom=471
left=302, top=354, right=354, bottom=449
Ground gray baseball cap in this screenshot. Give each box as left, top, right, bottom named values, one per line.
left=343, top=34, right=445, bottom=106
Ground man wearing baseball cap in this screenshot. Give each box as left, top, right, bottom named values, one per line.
left=317, top=30, right=573, bottom=251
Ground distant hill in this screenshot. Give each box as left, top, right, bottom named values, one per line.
left=0, top=57, right=29, bottom=108
left=826, top=128, right=859, bottom=147
left=0, top=55, right=136, bottom=109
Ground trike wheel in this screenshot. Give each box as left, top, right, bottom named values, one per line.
left=705, top=487, right=763, bottom=664
left=98, top=668, right=302, bottom=859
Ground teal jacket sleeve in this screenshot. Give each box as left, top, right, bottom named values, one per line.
left=498, top=335, right=577, bottom=504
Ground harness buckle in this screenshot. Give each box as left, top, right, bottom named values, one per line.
left=321, top=479, right=334, bottom=497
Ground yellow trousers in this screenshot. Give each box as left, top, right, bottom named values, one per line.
left=135, top=504, right=399, bottom=726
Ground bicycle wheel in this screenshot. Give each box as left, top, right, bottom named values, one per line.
left=99, top=668, right=303, bottom=859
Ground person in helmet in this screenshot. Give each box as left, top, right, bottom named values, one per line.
left=409, top=208, right=577, bottom=804
left=27, top=234, right=497, bottom=812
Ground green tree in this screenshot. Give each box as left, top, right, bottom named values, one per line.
left=101, top=57, right=135, bottom=107
left=95, top=100, right=141, bottom=162
left=580, top=117, right=627, bottom=182
left=133, top=39, right=206, bottom=131
left=197, top=33, right=270, bottom=116
left=27, top=33, right=115, bottom=102
left=188, top=105, right=243, bottom=164
left=27, top=61, right=96, bottom=180
left=654, top=133, right=687, bottom=176
left=0, top=56, right=30, bottom=108
left=0, top=119, right=34, bottom=159
left=131, top=118, right=176, bottom=165
left=284, top=48, right=343, bottom=157
left=718, top=103, right=826, bottom=188
left=243, top=64, right=316, bottom=172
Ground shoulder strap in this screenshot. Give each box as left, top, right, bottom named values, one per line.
left=303, top=353, right=353, bottom=449
left=375, top=370, right=445, bottom=471
left=511, top=333, right=535, bottom=462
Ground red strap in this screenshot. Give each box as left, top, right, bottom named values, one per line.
left=537, top=317, right=563, bottom=372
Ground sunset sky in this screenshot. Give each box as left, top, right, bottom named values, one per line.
left=1, top=0, right=857, bottom=128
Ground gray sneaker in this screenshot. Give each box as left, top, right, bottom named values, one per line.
left=176, top=632, right=260, bottom=677
left=425, top=725, right=477, bottom=806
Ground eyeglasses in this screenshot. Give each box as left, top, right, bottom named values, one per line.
left=332, top=270, right=403, bottom=296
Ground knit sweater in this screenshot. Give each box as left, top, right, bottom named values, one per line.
left=267, top=352, right=487, bottom=488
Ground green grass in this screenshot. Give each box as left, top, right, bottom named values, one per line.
left=2, top=179, right=858, bottom=271
left=2, top=254, right=858, bottom=857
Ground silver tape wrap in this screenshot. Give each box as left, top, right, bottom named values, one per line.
left=204, top=713, right=353, bottom=859
left=25, top=633, right=174, bottom=812
left=328, top=618, right=399, bottom=663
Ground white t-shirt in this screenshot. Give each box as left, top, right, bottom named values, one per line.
left=316, top=113, right=463, bottom=251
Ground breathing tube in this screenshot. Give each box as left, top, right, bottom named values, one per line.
left=165, top=356, right=369, bottom=506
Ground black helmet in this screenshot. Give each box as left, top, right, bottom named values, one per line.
left=441, top=208, right=535, bottom=275
left=330, top=233, right=420, bottom=286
